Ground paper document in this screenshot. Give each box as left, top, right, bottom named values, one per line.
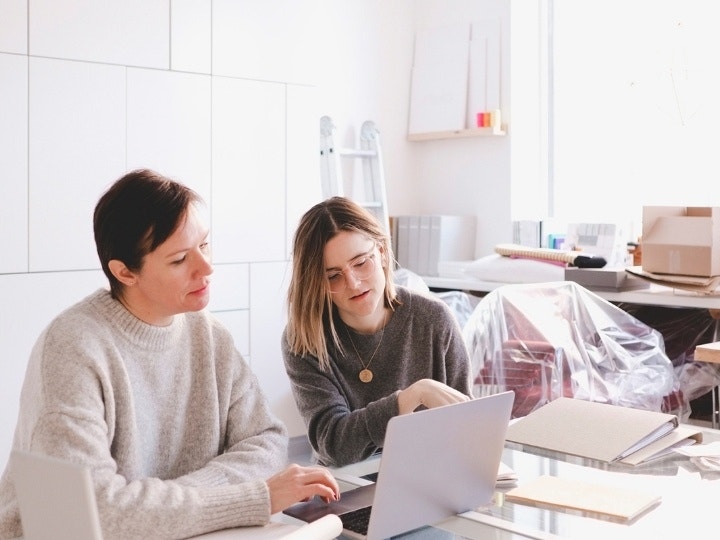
left=618, top=425, right=702, bottom=465
left=505, top=475, right=661, bottom=523
left=496, top=461, right=518, bottom=487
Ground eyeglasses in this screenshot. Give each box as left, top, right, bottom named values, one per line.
left=326, top=251, right=377, bottom=293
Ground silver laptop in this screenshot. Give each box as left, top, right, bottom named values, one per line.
left=284, top=390, right=515, bottom=539
left=11, top=450, right=104, bottom=540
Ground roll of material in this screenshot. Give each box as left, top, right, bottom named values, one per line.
left=279, top=514, right=343, bottom=540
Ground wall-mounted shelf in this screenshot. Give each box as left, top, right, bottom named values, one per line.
left=407, top=125, right=506, bottom=141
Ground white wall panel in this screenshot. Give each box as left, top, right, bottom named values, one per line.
left=171, top=0, right=211, bottom=74
left=0, top=0, right=27, bottom=54
left=212, top=0, right=321, bottom=85
left=212, top=310, right=250, bottom=359
left=0, top=270, right=107, bottom=470
left=29, top=57, right=126, bottom=272
left=211, top=78, right=286, bottom=263
left=126, top=68, right=211, bottom=202
left=249, top=261, right=304, bottom=437
left=29, top=0, right=169, bottom=69
left=286, top=84, right=322, bottom=259
left=208, top=263, right=249, bottom=312
left=0, top=54, right=28, bottom=273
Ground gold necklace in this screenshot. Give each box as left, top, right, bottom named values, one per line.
left=343, top=313, right=387, bottom=383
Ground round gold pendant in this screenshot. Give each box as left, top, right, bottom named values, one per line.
left=359, top=368, right=373, bottom=383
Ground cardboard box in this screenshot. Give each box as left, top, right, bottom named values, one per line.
left=642, top=206, right=720, bottom=277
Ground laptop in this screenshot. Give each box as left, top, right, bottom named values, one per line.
left=11, top=450, right=104, bottom=540
left=283, top=390, right=515, bottom=540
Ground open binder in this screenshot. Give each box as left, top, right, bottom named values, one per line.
left=505, top=397, right=702, bottom=465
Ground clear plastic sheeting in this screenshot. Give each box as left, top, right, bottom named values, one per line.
left=394, top=268, right=431, bottom=294
left=394, top=268, right=480, bottom=330
left=462, top=281, right=688, bottom=419
left=434, top=290, right=481, bottom=332
left=617, top=303, right=720, bottom=407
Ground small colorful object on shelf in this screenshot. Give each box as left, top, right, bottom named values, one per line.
left=476, top=109, right=502, bottom=132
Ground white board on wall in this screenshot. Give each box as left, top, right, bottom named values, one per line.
left=408, top=24, right=470, bottom=135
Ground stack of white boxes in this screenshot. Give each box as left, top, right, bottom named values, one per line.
left=391, top=215, right=477, bottom=276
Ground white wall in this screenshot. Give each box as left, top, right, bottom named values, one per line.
left=0, top=0, right=519, bottom=469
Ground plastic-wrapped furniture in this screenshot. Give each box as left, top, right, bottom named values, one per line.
left=463, top=281, right=688, bottom=419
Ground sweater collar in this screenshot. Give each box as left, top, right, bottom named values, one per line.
left=91, top=288, right=186, bottom=351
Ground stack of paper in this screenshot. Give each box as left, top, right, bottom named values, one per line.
left=496, top=461, right=518, bottom=487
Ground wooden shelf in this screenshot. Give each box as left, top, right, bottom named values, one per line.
left=407, top=126, right=506, bottom=141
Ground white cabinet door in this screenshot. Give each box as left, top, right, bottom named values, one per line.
left=29, top=57, right=126, bottom=272
left=0, top=54, right=28, bottom=273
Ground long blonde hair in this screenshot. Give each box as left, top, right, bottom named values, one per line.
left=286, top=197, right=398, bottom=370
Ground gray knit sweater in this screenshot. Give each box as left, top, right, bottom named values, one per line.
left=282, top=287, right=472, bottom=467
left=0, top=289, right=288, bottom=540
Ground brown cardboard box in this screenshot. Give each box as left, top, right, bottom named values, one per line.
left=642, top=206, right=720, bottom=277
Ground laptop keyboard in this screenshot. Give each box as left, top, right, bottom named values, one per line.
left=340, top=505, right=372, bottom=535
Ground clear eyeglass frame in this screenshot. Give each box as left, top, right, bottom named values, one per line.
left=327, top=251, right=376, bottom=293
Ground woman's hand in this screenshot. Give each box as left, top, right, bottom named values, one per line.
left=266, top=464, right=340, bottom=514
left=398, top=379, right=470, bottom=415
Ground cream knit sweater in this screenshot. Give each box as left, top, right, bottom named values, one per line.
left=0, top=289, right=288, bottom=539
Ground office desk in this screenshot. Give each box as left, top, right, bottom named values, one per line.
left=329, top=425, right=720, bottom=539
left=189, top=428, right=720, bottom=539
left=422, top=276, right=720, bottom=310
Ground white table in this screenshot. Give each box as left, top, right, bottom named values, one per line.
left=312, top=428, right=720, bottom=539
left=421, top=276, right=720, bottom=310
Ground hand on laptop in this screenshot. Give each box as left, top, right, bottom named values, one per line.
left=266, top=463, right=341, bottom=514
left=398, top=378, right=471, bottom=414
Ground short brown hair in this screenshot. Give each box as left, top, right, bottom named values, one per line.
left=93, top=169, right=201, bottom=298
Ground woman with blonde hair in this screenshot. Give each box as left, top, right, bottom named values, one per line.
left=283, top=197, right=472, bottom=467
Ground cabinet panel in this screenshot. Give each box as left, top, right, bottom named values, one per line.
left=0, top=0, right=27, bottom=54
left=286, top=85, right=322, bottom=259
left=249, top=261, right=304, bottom=437
left=126, top=68, right=211, bottom=203
left=29, top=0, right=169, bottom=69
left=170, top=0, right=211, bottom=74
left=208, top=263, right=249, bottom=312
left=212, top=0, right=321, bottom=85
left=212, top=310, right=250, bottom=359
left=29, top=58, right=126, bottom=272
left=211, top=78, right=286, bottom=263
left=0, top=54, right=28, bottom=273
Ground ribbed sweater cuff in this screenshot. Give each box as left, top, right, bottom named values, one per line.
left=197, top=480, right=271, bottom=531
